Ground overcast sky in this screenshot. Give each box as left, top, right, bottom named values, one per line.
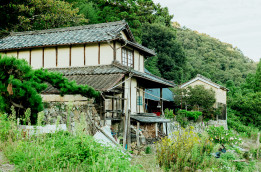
left=153, top=0, right=261, bottom=62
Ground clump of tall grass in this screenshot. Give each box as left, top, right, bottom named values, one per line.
left=156, top=127, right=219, bottom=171
left=0, top=110, right=142, bottom=171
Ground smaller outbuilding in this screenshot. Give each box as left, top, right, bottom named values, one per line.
left=180, top=74, right=229, bottom=121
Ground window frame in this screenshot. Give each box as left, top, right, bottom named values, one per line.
left=121, top=47, right=134, bottom=68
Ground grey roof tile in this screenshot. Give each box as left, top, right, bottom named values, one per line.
left=0, top=20, right=155, bottom=56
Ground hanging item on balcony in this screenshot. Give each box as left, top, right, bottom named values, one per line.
left=157, top=101, right=161, bottom=109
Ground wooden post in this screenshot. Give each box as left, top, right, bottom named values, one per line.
left=165, top=123, right=168, bottom=136
left=123, top=93, right=129, bottom=149
left=127, top=110, right=131, bottom=150
left=136, top=122, right=140, bottom=148
left=103, top=99, right=106, bottom=126
left=155, top=123, right=158, bottom=137
left=257, top=133, right=260, bottom=159
left=160, top=88, right=163, bottom=116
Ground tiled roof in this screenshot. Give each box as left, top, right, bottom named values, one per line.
left=43, top=73, right=124, bottom=93
left=180, top=74, right=229, bottom=91
left=42, top=63, right=174, bottom=94
left=0, top=20, right=155, bottom=56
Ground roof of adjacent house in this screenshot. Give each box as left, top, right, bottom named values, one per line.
left=180, top=74, right=228, bottom=91
left=42, top=62, right=175, bottom=93
left=130, top=113, right=171, bottom=123
left=144, top=69, right=174, bottom=102
left=0, top=20, right=155, bottom=56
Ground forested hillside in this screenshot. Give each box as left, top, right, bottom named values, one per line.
left=173, top=23, right=257, bottom=85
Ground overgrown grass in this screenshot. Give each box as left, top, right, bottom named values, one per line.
left=155, top=127, right=257, bottom=171
left=0, top=113, right=142, bottom=171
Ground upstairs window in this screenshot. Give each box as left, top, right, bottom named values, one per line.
left=122, top=48, right=133, bottom=67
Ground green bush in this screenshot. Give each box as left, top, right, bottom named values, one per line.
left=177, top=110, right=202, bottom=121
left=164, top=108, right=175, bottom=119
left=207, top=126, right=242, bottom=145
left=156, top=128, right=217, bottom=171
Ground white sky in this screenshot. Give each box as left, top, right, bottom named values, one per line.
left=153, top=0, right=261, bottom=62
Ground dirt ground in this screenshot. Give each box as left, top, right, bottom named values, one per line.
left=0, top=152, right=14, bottom=172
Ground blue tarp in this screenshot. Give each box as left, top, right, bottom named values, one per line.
left=144, top=69, right=174, bottom=102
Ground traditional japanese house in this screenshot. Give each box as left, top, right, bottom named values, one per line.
left=0, top=20, right=173, bottom=145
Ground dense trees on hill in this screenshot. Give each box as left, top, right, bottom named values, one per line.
left=141, top=23, right=186, bottom=83
left=0, top=0, right=87, bottom=38
left=226, top=60, right=261, bottom=129
left=174, top=25, right=256, bottom=85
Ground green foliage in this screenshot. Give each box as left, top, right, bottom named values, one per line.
left=156, top=128, right=217, bottom=171
left=142, top=23, right=186, bottom=83
left=164, top=108, right=175, bottom=119
left=89, top=0, right=173, bottom=42
left=0, top=55, right=99, bottom=122
left=177, top=110, right=202, bottom=121
left=0, top=0, right=87, bottom=36
left=174, top=85, right=216, bottom=119
left=176, top=113, right=188, bottom=128
left=227, top=108, right=259, bottom=138
left=145, top=146, right=152, bottom=154
left=174, top=24, right=256, bottom=86
left=0, top=114, right=140, bottom=171
left=207, top=126, right=242, bottom=145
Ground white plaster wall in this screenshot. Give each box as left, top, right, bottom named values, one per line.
left=124, top=76, right=131, bottom=111
left=184, top=80, right=227, bottom=107
left=85, top=44, right=98, bottom=66
left=100, top=43, right=113, bottom=65
left=134, top=50, right=139, bottom=71
left=44, top=48, right=56, bottom=68
left=116, top=42, right=122, bottom=63
left=31, top=48, right=42, bottom=69
left=140, top=55, right=144, bottom=72
left=71, top=45, right=84, bottom=67
left=6, top=51, right=17, bottom=58
left=121, top=31, right=128, bottom=40
left=131, top=78, right=137, bottom=114
left=18, top=50, right=30, bottom=63
left=57, top=47, right=69, bottom=67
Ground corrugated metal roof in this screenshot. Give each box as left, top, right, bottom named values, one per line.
left=131, top=114, right=170, bottom=123
left=145, top=88, right=174, bottom=101
left=143, top=69, right=174, bottom=101
left=0, top=20, right=155, bottom=56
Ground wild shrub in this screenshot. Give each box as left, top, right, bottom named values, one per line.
left=164, top=108, right=175, bottom=119
left=177, top=110, right=202, bottom=121
left=207, top=126, right=242, bottom=145
left=156, top=127, right=217, bottom=171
